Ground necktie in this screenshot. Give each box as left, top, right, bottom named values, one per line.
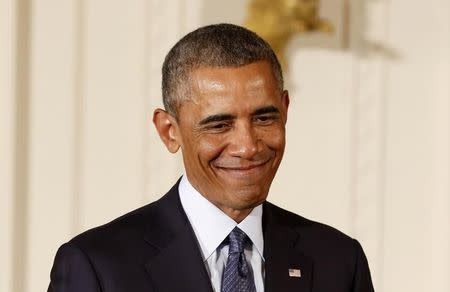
left=221, top=227, right=257, bottom=292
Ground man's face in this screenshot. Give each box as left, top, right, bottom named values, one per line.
left=157, top=61, right=289, bottom=220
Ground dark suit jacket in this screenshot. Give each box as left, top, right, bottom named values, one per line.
left=48, top=180, right=374, bottom=292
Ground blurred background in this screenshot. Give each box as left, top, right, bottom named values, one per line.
left=1, top=0, right=449, bottom=291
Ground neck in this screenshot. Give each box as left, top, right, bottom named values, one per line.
left=219, top=206, right=254, bottom=223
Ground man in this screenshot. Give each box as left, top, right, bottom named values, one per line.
left=48, top=23, right=374, bottom=292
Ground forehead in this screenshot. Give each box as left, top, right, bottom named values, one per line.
left=185, top=61, right=280, bottom=108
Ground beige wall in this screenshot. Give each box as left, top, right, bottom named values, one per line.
left=1, top=0, right=449, bottom=291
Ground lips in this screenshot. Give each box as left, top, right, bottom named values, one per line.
left=218, top=161, right=268, bottom=171
left=213, top=154, right=272, bottom=169
left=213, top=157, right=273, bottom=179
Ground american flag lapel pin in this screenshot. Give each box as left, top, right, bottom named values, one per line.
left=288, top=268, right=301, bottom=278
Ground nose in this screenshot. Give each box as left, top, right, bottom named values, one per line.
left=228, top=122, right=259, bottom=159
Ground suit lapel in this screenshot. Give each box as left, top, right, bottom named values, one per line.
left=141, top=183, right=314, bottom=292
left=143, top=183, right=213, bottom=292
left=263, top=202, right=313, bottom=292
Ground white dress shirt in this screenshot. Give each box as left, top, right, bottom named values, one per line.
left=179, top=175, right=265, bottom=292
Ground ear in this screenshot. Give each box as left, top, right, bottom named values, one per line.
left=153, top=108, right=181, bottom=153
left=281, top=90, right=290, bottom=123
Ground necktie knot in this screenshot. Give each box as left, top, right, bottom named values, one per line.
left=228, top=227, right=248, bottom=254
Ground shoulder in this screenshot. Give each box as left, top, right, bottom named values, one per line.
left=61, top=202, right=154, bottom=265
left=265, top=201, right=352, bottom=238
left=69, top=181, right=181, bottom=250
left=48, top=185, right=182, bottom=290
left=264, top=201, right=360, bottom=256
left=71, top=202, right=151, bottom=245
left=264, top=201, right=374, bottom=290
left=65, top=189, right=178, bottom=261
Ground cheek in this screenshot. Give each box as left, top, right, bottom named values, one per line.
left=260, top=127, right=286, bottom=150
left=195, top=136, right=228, bottom=162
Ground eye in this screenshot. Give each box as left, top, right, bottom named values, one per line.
left=212, top=123, right=229, bottom=129
left=256, top=116, right=269, bottom=122
left=254, top=115, right=276, bottom=125
left=205, top=122, right=232, bottom=132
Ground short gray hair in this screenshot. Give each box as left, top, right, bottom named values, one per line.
left=161, top=23, right=284, bottom=118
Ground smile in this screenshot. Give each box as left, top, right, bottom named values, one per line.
left=214, top=159, right=271, bottom=178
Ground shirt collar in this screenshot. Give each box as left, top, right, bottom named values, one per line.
left=178, top=175, right=264, bottom=262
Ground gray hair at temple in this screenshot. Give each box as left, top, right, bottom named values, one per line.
left=161, top=23, right=284, bottom=118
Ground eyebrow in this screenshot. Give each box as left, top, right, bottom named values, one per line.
left=198, top=114, right=236, bottom=125
left=198, top=105, right=280, bottom=125
left=252, top=105, right=280, bottom=116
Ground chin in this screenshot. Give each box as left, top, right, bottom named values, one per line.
left=229, top=187, right=268, bottom=206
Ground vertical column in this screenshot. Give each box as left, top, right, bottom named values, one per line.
left=26, top=0, right=78, bottom=291
left=78, top=0, right=150, bottom=229
left=144, top=0, right=190, bottom=202
left=0, top=0, right=16, bottom=291
left=382, top=0, right=442, bottom=291
left=430, top=1, right=450, bottom=290
left=348, top=0, right=391, bottom=288
left=11, top=0, right=32, bottom=291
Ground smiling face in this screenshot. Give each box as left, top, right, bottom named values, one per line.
left=153, top=61, right=289, bottom=222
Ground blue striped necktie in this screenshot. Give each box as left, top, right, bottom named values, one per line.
left=221, top=227, right=257, bottom=292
